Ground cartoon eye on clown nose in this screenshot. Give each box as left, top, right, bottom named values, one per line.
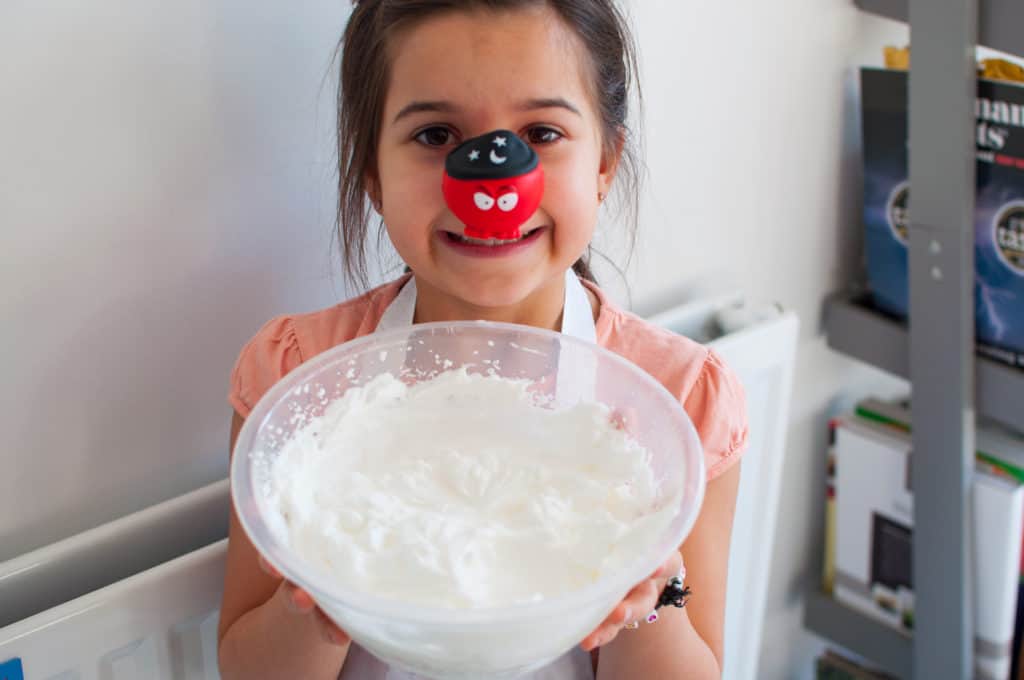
left=473, top=192, right=495, bottom=211
left=472, top=188, right=519, bottom=212
left=442, top=129, right=544, bottom=240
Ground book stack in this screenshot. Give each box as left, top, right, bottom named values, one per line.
left=821, top=397, right=1024, bottom=680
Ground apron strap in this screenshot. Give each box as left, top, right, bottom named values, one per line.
left=375, top=270, right=596, bottom=341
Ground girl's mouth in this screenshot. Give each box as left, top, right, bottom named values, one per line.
left=445, top=227, right=542, bottom=246
left=439, top=226, right=546, bottom=258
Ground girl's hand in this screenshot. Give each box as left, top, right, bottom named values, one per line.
left=258, top=555, right=351, bottom=647
left=579, top=550, right=684, bottom=652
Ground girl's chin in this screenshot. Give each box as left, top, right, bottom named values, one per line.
left=419, top=267, right=566, bottom=314
left=440, top=280, right=542, bottom=310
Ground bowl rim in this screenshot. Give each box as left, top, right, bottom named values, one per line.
left=230, top=319, right=707, bottom=626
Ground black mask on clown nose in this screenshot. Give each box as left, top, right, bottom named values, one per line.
left=445, top=129, right=538, bottom=181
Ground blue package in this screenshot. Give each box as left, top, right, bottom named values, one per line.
left=860, top=67, right=1024, bottom=363
left=0, top=657, right=24, bottom=680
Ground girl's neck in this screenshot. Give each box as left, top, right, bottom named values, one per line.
left=411, top=274, right=569, bottom=331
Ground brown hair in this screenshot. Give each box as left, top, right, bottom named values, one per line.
left=336, top=0, right=642, bottom=288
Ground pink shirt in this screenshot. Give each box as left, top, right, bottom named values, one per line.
left=229, top=276, right=748, bottom=481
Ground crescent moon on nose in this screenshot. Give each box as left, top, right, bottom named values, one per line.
left=489, top=149, right=507, bottom=164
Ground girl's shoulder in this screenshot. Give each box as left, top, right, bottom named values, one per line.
left=590, top=284, right=749, bottom=481
left=228, top=276, right=409, bottom=418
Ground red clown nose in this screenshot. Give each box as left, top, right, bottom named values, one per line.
left=442, top=129, right=544, bottom=241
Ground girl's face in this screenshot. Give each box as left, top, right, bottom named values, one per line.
left=375, top=6, right=619, bottom=315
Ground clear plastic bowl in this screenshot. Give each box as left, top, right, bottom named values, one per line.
left=231, top=320, right=706, bottom=679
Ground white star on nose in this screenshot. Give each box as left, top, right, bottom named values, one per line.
left=492, top=136, right=507, bottom=147
left=468, top=149, right=480, bottom=161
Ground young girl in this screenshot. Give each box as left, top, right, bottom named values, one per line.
left=217, top=1, right=748, bottom=678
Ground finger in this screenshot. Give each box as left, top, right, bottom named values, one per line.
left=580, top=622, right=608, bottom=649
left=580, top=630, right=607, bottom=652
left=629, top=578, right=659, bottom=607
left=652, top=550, right=683, bottom=580
left=591, top=602, right=631, bottom=634
left=580, top=627, right=607, bottom=651
left=314, top=609, right=350, bottom=646
left=620, top=580, right=659, bottom=620
left=582, top=625, right=622, bottom=652
left=650, top=551, right=683, bottom=580
left=581, top=603, right=633, bottom=651
left=602, top=602, right=631, bottom=626
left=284, top=584, right=317, bottom=614
left=626, top=577, right=656, bottom=601
left=258, top=555, right=282, bottom=580
left=602, top=627, right=623, bottom=647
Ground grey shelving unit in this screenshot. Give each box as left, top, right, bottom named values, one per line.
left=805, top=589, right=912, bottom=679
left=823, top=293, right=1024, bottom=431
left=803, top=1, right=1024, bottom=679
left=855, top=0, right=1024, bottom=57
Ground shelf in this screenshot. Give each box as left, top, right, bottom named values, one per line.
left=824, top=292, right=1024, bottom=432
left=855, top=0, right=1024, bottom=57
left=804, top=588, right=913, bottom=679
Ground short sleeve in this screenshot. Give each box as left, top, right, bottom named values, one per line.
left=228, top=316, right=304, bottom=418
left=682, top=348, right=749, bottom=481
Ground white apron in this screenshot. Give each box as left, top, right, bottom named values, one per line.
left=339, top=269, right=598, bottom=680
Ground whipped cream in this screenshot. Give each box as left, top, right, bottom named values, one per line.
left=261, top=369, right=675, bottom=609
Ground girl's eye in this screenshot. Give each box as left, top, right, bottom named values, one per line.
left=415, top=126, right=456, bottom=147
left=525, top=126, right=562, bottom=145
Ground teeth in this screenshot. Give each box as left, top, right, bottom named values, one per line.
left=454, top=231, right=532, bottom=246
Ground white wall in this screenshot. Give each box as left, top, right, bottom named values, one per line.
left=0, top=1, right=352, bottom=559
left=2, top=0, right=913, bottom=676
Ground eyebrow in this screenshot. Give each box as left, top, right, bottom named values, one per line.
left=391, top=97, right=582, bottom=124
left=519, top=97, right=582, bottom=116
left=392, top=100, right=456, bottom=124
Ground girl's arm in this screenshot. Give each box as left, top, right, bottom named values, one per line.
left=596, top=461, right=741, bottom=679
left=217, top=412, right=351, bottom=680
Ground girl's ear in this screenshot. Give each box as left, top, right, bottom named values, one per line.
left=365, top=174, right=383, bottom=213
left=597, top=129, right=626, bottom=198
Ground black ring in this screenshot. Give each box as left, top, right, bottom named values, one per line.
left=654, top=576, right=691, bottom=610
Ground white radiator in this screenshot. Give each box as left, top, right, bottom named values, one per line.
left=0, top=481, right=229, bottom=680
left=0, top=297, right=796, bottom=680
left=0, top=541, right=225, bottom=680
left=650, top=295, right=799, bottom=680
left=0, top=481, right=229, bottom=630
